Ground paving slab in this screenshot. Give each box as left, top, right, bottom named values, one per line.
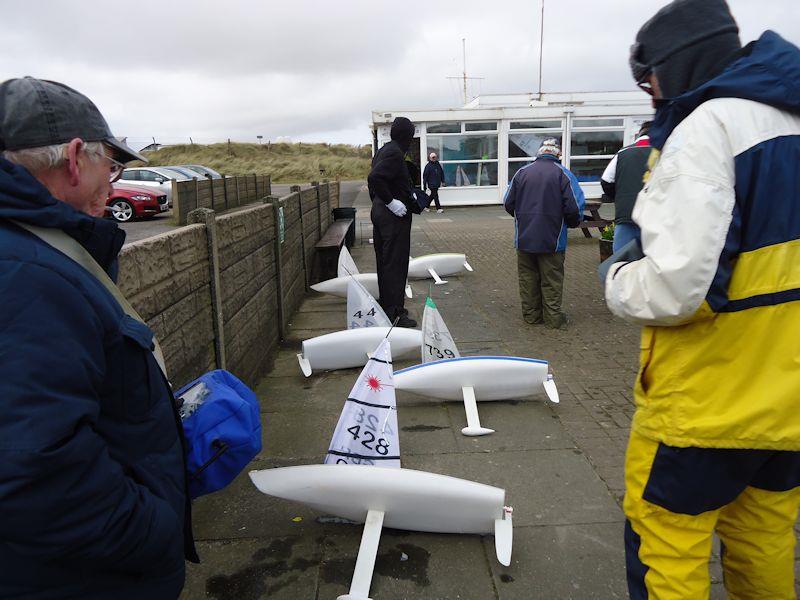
left=487, top=522, right=627, bottom=599
left=183, top=536, right=321, bottom=600
left=402, top=450, right=623, bottom=528
left=443, top=401, right=575, bottom=453
left=317, top=529, right=497, bottom=600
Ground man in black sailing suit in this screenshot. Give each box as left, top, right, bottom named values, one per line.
left=368, top=117, right=417, bottom=327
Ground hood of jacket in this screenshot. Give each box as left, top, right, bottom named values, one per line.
left=390, top=117, right=415, bottom=152
left=650, top=31, right=800, bottom=149
left=0, top=157, right=125, bottom=272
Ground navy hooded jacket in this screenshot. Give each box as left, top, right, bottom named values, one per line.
left=0, top=158, right=196, bottom=598
left=503, top=155, right=585, bottom=253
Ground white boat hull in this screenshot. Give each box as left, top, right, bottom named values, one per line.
left=299, top=327, right=422, bottom=375
left=312, top=274, right=379, bottom=298
left=394, top=356, right=549, bottom=401
left=311, top=274, right=412, bottom=300
left=407, top=253, right=471, bottom=279
left=249, top=464, right=505, bottom=534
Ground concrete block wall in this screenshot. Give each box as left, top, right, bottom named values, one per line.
left=118, top=226, right=216, bottom=388
left=318, top=182, right=331, bottom=232
left=174, top=175, right=272, bottom=225
left=117, top=181, right=341, bottom=389
left=216, top=203, right=279, bottom=386
left=299, top=188, right=321, bottom=287
left=277, top=195, right=305, bottom=331
left=329, top=180, right=340, bottom=212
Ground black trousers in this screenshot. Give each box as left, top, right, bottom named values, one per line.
left=429, top=187, right=441, bottom=209
left=371, top=200, right=412, bottom=319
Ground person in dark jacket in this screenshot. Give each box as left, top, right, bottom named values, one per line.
left=503, top=138, right=584, bottom=329
left=0, top=77, right=197, bottom=599
left=368, top=116, right=417, bottom=328
left=423, top=152, right=446, bottom=212
left=600, top=121, right=652, bottom=252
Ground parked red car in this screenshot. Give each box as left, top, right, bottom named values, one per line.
left=106, top=184, right=169, bottom=222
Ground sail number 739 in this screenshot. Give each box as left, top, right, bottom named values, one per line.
left=425, top=344, right=456, bottom=359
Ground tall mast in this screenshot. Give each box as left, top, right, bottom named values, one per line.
left=537, top=0, right=545, bottom=99
left=462, top=38, right=468, bottom=105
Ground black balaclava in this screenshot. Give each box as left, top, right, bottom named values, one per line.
left=390, top=117, right=415, bottom=153
left=631, top=0, right=742, bottom=99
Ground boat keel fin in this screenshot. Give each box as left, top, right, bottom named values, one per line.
left=464, top=260, right=474, bottom=272
left=461, top=386, right=494, bottom=436
left=297, top=353, right=312, bottom=378
left=494, top=506, right=513, bottom=566
left=428, top=267, right=448, bottom=285
left=338, top=509, right=384, bottom=600
left=543, top=374, right=560, bottom=404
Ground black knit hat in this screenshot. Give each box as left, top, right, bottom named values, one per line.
left=630, top=0, right=741, bottom=97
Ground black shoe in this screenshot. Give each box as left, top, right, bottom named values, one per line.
left=396, top=315, right=418, bottom=328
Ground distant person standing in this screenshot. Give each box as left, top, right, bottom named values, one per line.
left=423, top=152, right=445, bottom=213
left=600, top=121, right=652, bottom=252
left=368, top=117, right=417, bottom=328
left=503, top=139, right=584, bottom=329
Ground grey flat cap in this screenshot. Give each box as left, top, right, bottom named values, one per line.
left=0, top=77, right=146, bottom=163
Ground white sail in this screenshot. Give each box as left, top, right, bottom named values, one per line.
left=347, top=278, right=391, bottom=329
left=325, top=338, right=400, bottom=468
left=421, top=296, right=460, bottom=363
left=338, top=245, right=360, bottom=278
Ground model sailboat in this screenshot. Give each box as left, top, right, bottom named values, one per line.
left=297, top=279, right=421, bottom=377
left=312, top=247, right=412, bottom=299
left=251, top=338, right=513, bottom=600
left=395, top=296, right=560, bottom=436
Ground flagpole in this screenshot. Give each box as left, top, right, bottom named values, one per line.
left=537, top=0, right=545, bottom=99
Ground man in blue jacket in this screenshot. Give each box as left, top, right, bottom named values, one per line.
left=0, top=77, right=197, bottom=598
left=504, top=139, right=584, bottom=329
left=423, top=152, right=445, bottom=212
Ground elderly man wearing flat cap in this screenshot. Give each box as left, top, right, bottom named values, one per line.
left=603, top=1, right=800, bottom=597
left=0, top=77, right=197, bottom=598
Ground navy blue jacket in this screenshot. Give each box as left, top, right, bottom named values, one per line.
left=503, top=155, right=584, bottom=253
left=0, top=158, right=196, bottom=598
left=423, top=160, right=445, bottom=189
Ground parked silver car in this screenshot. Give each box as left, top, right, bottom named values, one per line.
left=117, top=167, right=192, bottom=204
left=179, top=164, right=223, bottom=179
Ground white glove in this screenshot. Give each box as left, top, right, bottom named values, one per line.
left=387, top=199, right=407, bottom=217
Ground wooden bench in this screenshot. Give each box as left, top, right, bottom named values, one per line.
left=580, top=201, right=613, bottom=238
left=313, top=218, right=354, bottom=282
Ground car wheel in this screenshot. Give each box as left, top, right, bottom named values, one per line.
left=110, top=199, right=134, bottom=222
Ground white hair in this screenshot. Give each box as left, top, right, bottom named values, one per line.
left=2, top=141, right=105, bottom=173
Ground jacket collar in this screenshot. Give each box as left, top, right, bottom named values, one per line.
left=0, top=157, right=126, bottom=272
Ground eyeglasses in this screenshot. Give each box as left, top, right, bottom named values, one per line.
left=637, top=80, right=654, bottom=96
left=84, top=144, right=127, bottom=182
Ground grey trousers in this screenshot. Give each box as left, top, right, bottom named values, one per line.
left=516, top=250, right=567, bottom=328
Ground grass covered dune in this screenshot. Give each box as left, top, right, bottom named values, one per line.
left=138, top=142, right=372, bottom=183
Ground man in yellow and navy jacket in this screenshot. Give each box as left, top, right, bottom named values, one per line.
left=605, top=1, right=800, bottom=598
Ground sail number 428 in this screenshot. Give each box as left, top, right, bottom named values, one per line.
left=346, top=425, right=390, bottom=455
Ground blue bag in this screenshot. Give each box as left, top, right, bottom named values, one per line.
left=175, top=370, right=262, bottom=499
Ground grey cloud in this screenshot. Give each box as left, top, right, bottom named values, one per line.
left=1, top=0, right=797, bottom=145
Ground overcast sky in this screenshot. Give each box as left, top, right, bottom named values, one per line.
left=1, top=1, right=797, bottom=148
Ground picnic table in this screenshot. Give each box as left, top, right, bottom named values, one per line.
left=580, top=201, right=613, bottom=238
